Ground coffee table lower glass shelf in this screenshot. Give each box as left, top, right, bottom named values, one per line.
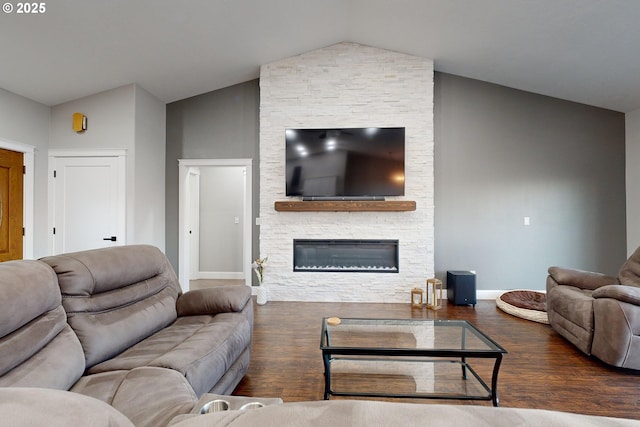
left=320, top=318, right=507, bottom=406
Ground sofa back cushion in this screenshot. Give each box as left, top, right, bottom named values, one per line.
left=0, top=260, right=85, bottom=389
left=618, top=246, right=640, bottom=288
left=40, top=245, right=182, bottom=368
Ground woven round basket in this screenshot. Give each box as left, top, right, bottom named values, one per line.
left=496, top=289, right=549, bottom=324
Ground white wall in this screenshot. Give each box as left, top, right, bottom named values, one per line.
left=0, top=88, right=50, bottom=258
left=133, top=85, right=166, bottom=250
left=259, top=42, right=434, bottom=302
left=50, top=85, right=135, bottom=151
left=627, top=108, right=640, bottom=255
left=50, top=84, right=166, bottom=250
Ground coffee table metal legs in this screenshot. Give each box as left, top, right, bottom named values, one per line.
left=490, top=354, right=503, bottom=407
left=322, top=355, right=503, bottom=406
left=323, top=353, right=331, bottom=400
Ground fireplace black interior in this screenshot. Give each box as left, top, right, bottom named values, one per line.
left=293, top=239, right=399, bottom=273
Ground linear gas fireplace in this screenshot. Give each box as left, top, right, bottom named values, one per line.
left=293, top=239, right=399, bottom=273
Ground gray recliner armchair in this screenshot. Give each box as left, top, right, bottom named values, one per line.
left=546, top=246, right=640, bottom=369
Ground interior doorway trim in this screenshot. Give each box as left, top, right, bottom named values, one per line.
left=0, top=138, right=35, bottom=259
left=178, top=158, right=253, bottom=293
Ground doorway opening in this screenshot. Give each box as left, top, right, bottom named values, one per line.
left=178, top=159, right=252, bottom=293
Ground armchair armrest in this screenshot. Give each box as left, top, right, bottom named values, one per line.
left=176, top=285, right=251, bottom=317
left=593, top=285, right=640, bottom=306
left=547, top=266, right=618, bottom=291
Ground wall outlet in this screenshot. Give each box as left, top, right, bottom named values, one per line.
left=523, top=216, right=530, bottom=226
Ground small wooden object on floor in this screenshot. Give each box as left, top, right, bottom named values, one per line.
left=410, top=287, right=424, bottom=307
left=426, top=278, right=443, bottom=310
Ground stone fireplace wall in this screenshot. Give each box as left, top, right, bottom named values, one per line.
left=259, top=42, right=434, bottom=302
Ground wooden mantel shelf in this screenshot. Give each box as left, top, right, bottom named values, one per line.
left=274, top=200, right=416, bottom=212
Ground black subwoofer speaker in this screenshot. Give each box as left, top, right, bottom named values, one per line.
left=447, top=270, right=476, bottom=307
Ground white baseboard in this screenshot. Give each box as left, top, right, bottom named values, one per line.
left=196, top=271, right=244, bottom=280
left=474, top=289, right=545, bottom=300
left=248, top=289, right=542, bottom=300
left=475, top=290, right=502, bottom=300
left=439, top=290, right=501, bottom=300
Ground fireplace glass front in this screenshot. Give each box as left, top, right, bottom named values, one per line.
left=293, top=239, right=399, bottom=273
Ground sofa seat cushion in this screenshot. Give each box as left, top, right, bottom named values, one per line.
left=87, top=312, right=252, bottom=396
left=0, top=387, right=135, bottom=427
left=71, top=367, right=196, bottom=427
left=547, top=285, right=595, bottom=354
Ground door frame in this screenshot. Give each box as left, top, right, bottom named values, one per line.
left=0, top=138, right=34, bottom=259
left=187, top=167, right=201, bottom=280
left=48, top=149, right=127, bottom=255
left=178, top=159, right=253, bottom=292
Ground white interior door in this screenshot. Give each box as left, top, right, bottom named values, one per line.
left=50, top=153, right=126, bottom=254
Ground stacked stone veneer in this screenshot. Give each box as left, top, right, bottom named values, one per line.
left=259, top=42, right=434, bottom=302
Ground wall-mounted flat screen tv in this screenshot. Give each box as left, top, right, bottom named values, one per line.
left=285, top=127, right=405, bottom=199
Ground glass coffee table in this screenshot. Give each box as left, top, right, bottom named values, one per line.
left=320, top=318, right=507, bottom=406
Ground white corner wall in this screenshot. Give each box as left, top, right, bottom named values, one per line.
left=50, top=84, right=167, bottom=250
left=259, top=43, right=434, bottom=302
left=133, top=85, right=166, bottom=250
left=49, top=85, right=136, bottom=151
left=626, top=108, right=640, bottom=255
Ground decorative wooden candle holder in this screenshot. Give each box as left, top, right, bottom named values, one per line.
left=411, top=287, right=424, bottom=307
left=426, top=278, right=443, bottom=310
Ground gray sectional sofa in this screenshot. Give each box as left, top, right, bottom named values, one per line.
left=0, top=244, right=253, bottom=426
left=547, top=246, right=640, bottom=369
left=1, top=389, right=639, bottom=426
left=2, top=244, right=638, bottom=426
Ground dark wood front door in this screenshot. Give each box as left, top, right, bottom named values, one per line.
left=0, top=148, right=23, bottom=261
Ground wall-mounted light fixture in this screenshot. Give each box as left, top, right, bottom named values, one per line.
left=72, top=112, right=87, bottom=133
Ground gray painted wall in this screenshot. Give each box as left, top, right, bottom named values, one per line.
left=0, top=88, right=50, bottom=258
left=165, top=74, right=625, bottom=292
left=434, top=72, right=626, bottom=291
left=166, top=80, right=260, bottom=273
left=133, top=85, right=166, bottom=250
left=199, top=166, right=244, bottom=273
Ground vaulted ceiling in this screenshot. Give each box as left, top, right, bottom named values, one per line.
left=2, top=0, right=640, bottom=112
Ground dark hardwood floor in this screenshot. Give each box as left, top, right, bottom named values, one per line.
left=233, top=299, right=640, bottom=421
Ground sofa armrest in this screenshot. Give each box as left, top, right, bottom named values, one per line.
left=0, top=387, right=134, bottom=427
left=593, top=285, right=640, bottom=306
left=177, top=285, right=251, bottom=317
left=547, top=266, right=618, bottom=291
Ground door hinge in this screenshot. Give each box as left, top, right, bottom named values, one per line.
left=53, top=170, right=57, bottom=178
left=53, top=227, right=56, bottom=235
left=23, top=165, right=26, bottom=175
left=22, top=227, right=25, bottom=236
